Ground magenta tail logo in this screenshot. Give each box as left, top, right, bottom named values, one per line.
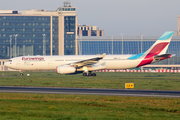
left=137, top=42, right=169, bottom=67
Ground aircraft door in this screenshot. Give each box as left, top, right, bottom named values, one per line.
left=16, top=59, right=22, bottom=69
left=48, top=58, right=53, bottom=70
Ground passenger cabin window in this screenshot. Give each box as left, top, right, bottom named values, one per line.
left=8, top=60, right=12, bottom=62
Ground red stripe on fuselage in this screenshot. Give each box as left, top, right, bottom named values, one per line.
left=137, top=42, right=169, bottom=67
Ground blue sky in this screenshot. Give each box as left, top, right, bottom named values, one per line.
left=1, top=0, right=180, bottom=36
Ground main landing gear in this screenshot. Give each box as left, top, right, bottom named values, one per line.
left=82, top=67, right=96, bottom=76
left=83, top=72, right=96, bottom=76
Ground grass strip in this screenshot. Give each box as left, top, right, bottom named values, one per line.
left=0, top=93, right=179, bottom=120
left=0, top=71, right=180, bottom=90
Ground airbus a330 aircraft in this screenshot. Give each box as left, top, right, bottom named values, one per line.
left=5, top=31, right=174, bottom=76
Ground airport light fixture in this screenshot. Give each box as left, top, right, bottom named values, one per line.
left=121, top=33, right=123, bottom=54
left=78, top=34, right=82, bottom=55
left=14, top=34, right=18, bottom=57
left=141, top=34, right=143, bottom=53
left=111, top=33, right=113, bottom=55
left=42, top=34, right=46, bottom=56
left=9, top=35, right=12, bottom=58
left=107, top=39, right=109, bottom=55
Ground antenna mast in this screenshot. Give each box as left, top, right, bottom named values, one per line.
left=63, top=0, right=72, bottom=7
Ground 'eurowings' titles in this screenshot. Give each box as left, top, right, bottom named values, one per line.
left=22, top=57, right=44, bottom=61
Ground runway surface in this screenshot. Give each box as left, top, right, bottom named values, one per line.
left=0, top=86, right=180, bottom=98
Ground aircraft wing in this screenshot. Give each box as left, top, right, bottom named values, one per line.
left=69, top=53, right=106, bottom=68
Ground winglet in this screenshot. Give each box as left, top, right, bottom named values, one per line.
left=100, top=53, right=106, bottom=58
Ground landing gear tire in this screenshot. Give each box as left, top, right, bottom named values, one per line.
left=88, top=73, right=92, bottom=76
left=92, top=73, right=96, bottom=76
left=83, top=73, right=96, bottom=76
left=20, top=73, right=23, bottom=76
left=83, top=73, right=87, bottom=76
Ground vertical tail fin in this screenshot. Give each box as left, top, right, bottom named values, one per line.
left=136, top=31, right=174, bottom=67
left=143, top=31, right=174, bottom=56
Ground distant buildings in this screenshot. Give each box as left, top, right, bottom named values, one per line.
left=177, top=15, right=180, bottom=36
left=77, top=24, right=104, bottom=36
left=0, top=1, right=77, bottom=59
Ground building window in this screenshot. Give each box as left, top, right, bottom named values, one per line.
left=71, top=8, right=76, bottom=11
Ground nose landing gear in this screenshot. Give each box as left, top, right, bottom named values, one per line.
left=20, top=70, right=23, bottom=76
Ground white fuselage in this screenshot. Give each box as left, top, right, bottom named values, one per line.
left=5, top=55, right=142, bottom=70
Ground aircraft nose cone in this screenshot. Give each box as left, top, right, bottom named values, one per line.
left=4, top=62, right=8, bottom=67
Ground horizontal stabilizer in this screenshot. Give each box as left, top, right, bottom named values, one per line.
left=154, top=53, right=172, bottom=61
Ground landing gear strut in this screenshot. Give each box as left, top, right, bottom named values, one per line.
left=82, top=66, right=96, bottom=76
left=20, top=70, right=23, bottom=76
left=83, top=72, right=96, bottom=76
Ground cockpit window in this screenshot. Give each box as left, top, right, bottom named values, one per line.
left=8, top=60, right=12, bottom=62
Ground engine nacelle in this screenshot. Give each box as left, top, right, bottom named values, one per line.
left=56, top=65, right=76, bottom=74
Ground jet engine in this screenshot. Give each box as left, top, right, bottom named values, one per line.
left=56, top=65, right=76, bottom=74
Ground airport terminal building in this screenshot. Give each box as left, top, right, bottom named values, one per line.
left=77, top=24, right=104, bottom=36
left=0, top=1, right=77, bottom=60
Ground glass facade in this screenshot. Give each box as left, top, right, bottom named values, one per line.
left=78, top=37, right=180, bottom=65
left=0, top=16, right=51, bottom=59
left=53, top=16, right=59, bottom=55
left=0, top=14, right=77, bottom=58
left=79, top=41, right=155, bottom=55
left=64, top=16, right=76, bottom=55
